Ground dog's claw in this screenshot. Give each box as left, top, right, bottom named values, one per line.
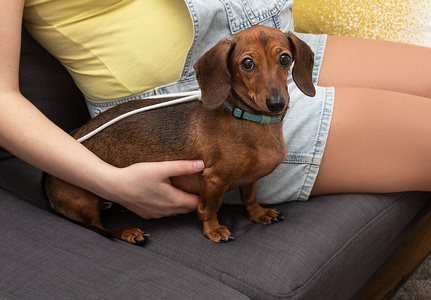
left=133, top=232, right=150, bottom=246
left=228, top=236, right=236, bottom=242
left=270, top=211, right=285, bottom=224
left=219, top=235, right=235, bottom=243
left=275, top=210, right=285, bottom=221
left=133, top=237, right=147, bottom=246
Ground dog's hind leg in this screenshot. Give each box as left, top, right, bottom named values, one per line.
left=45, top=175, right=149, bottom=245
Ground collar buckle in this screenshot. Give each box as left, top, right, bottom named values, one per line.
left=232, top=106, right=246, bottom=119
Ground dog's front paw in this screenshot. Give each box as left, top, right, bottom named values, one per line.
left=203, top=221, right=235, bottom=243
left=118, top=228, right=150, bottom=246
left=248, top=207, right=284, bottom=225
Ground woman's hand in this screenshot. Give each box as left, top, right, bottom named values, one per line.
left=102, top=160, right=205, bottom=219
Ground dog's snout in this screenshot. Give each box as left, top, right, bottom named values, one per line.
left=266, top=94, right=285, bottom=112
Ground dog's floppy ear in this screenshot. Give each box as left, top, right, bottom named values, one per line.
left=194, top=39, right=234, bottom=110
left=285, top=32, right=316, bottom=97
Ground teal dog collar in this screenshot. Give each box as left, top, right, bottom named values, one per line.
left=223, top=101, right=284, bottom=125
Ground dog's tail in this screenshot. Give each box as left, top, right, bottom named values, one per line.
left=85, top=224, right=116, bottom=240
left=66, top=217, right=116, bottom=240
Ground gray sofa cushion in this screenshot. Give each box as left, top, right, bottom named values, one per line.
left=1, top=158, right=429, bottom=299
left=0, top=189, right=249, bottom=300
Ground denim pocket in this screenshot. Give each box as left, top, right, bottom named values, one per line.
left=219, top=0, right=293, bottom=33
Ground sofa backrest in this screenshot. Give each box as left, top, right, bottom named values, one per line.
left=0, top=27, right=91, bottom=160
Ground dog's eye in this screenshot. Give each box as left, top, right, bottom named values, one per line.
left=241, top=58, right=255, bottom=71
left=280, top=54, right=292, bottom=66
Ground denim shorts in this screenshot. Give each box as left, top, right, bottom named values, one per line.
left=85, top=0, right=335, bottom=203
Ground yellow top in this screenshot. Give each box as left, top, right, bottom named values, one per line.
left=23, top=0, right=194, bottom=101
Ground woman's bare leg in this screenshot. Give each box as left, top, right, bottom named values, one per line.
left=311, top=36, right=431, bottom=196
left=311, top=87, right=431, bottom=195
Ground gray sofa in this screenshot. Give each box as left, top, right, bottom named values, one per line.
left=1, top=28, right=430, bottom=300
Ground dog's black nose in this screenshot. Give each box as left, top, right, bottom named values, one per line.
left=266, top=95, right=285, bottom=112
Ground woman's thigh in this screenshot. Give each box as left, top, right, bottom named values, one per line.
left=318, top=35, right=431, bottom=98
left=311, top=36, right=431, bottom=196
left=311, top=87, right=431, bottom=196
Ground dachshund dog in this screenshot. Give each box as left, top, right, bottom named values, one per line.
left=44, top=25, right=316, bottom=245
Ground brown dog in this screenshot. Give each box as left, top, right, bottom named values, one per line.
left=44, top=25, right=316, bottom=245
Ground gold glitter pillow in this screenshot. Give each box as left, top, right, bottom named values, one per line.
left=293, top=0, right=431, bottom=47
